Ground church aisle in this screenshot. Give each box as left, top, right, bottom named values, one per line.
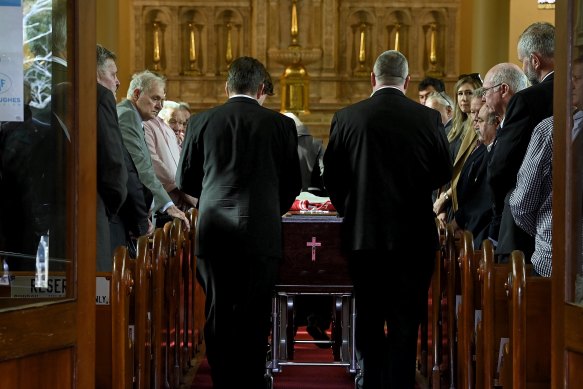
left=189, top=328, right=355, bottom=388
left=188, top=328, right=429, bottom=388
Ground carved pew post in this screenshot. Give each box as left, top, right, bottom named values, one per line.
left=500, top=251, right=551, bottom=389
left=167, top=218, right=185, bottom=387
left=133, top=236, right=153, bottom=389
left=475, top=240, right=493, bottom=389
left=431, top=225, right=445, bottom=389
left=445, top=224, right=458, bottom=389
left=179, top=208, right=200, bottom=372
left=477, top=240, right=510, bottom=388
left=457, top=230, right=478, bottom=389
left=151, top=227, right=168, bottom=388
left=186, top=208, right=205, bottom=352
left=111, top=246, right=134, bottom=389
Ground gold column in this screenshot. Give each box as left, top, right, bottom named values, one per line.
left=152, top=21, right=162, bottom=71
left=291, top=0, right=299, bottom=46
left=426, top=22, right=442, bottom=77
left=354, top=23, right=369, bottom=76
left=225, top=22, right=233, bottom=70
left=184, top=22, right=201, bottom=75
left=394, top=23, right=401, bottom=51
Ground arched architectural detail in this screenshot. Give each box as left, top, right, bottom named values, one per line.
left=180, top=9, right=207, bottom=75
left=214, top=9, right=245, bottom=75
left=142, top=8, right=171, bottom=73
left=419, top=9, right=449, bottom=78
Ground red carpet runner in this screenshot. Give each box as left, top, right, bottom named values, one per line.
left=191, top=328, right=355, bottom=389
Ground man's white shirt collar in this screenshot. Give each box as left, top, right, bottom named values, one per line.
left=370, top=85, right=402, bottom=97
left=230, top=94, right=258, bottom=102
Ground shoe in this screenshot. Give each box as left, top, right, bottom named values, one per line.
left=306, top=325, right=331, bottom=349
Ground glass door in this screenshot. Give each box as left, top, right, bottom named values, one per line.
left=0, top=0, right=96, bottom=387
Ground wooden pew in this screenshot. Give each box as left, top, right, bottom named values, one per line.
left=430, top=225, right=445, bottom=389
left=187, top=209, right=205, bottom=354
left=444, top=223, right=458, bottom=389
left=179, top=209, right=198, bottom=373
left=111, top=245, right=135, bottom=389
left=457, top=230, right=483, bottom=389
left=185, top=209, right=205, bottom=354
left=476, top=239, right=510, bottom=389
left=102, top=214, right=199, bottom=388
left=166, top=218, right=185, bottom=387
left=499, top=251, right=551, bottom=389
left=150, top=227, right=168, bottom=389
left=475, top=240, right=494, bottom=389
left=134, top=235, right=153, bottom=389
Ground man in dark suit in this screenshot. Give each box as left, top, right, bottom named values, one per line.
left=452, top=104, right=500, bottom=248
left=96, top=45, right=152, bottom=264
left=487, top=22, right=555, bottom=261
left=177, top=56, right=301, bottom=389
left=323, top=50, right=452, bottom=388
left=96, top=45, right=128, bottom=271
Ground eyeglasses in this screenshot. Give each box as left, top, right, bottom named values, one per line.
left=437, top=91, right=452, bottom=107
left=482, top=83, right=503, bottom=95
left=458, top=73, right=483, bottom=83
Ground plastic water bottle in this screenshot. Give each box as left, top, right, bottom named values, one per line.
left=35, top=233, right=49, bottom=288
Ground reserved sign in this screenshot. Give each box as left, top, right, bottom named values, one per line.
left=0, top=275, right=111, bottom=303
left=9, top=275, right=67, bottom=298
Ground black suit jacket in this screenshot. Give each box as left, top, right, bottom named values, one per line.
left=96, top=84, right=128, bottom=270
left=488, top=73, right=554, bottom=255
left=177, top=96, right=301, bottom=258
left=323, top=87, right=452, bottom=252
left=454, top=144, right=492, bottom=248
left=97, top=84, right=127, bottom=216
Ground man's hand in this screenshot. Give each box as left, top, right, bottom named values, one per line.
left=433, top=192, right=449, bottom=215
left=147, top=218, right=155, bottom=235
left=166, top=204, right=191, bottom=231
left=436, top=212, right=447, bottom=229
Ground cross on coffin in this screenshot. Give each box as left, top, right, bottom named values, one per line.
left=306, top=236, right=322, bottom=262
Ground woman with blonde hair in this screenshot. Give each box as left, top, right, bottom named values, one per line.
left=434, top=73, right=482, bottom=223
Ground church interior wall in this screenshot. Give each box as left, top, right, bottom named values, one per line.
left=97, top=0, right=555, bottom=144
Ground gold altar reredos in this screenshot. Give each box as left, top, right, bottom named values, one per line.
left=131, top=0, right=461, bottom=142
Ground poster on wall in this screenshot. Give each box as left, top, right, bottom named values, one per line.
left=0, top=0, right=24, bottom=122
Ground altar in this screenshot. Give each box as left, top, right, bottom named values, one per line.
left=266, top=213, right=359, bottom=388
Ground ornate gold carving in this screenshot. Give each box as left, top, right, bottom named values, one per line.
left=273, top=0, right=313, bottom=114
left=281, top=60, right=310, bottom=114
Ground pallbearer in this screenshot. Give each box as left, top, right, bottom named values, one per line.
left=177, top=56, right=301, bottom=389
left=323, top=50, right=452, bottom=389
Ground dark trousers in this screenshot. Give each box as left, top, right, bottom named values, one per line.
left=197, top=254, right=279, bottom=389
left=349, top=248, right=434, bottom=389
